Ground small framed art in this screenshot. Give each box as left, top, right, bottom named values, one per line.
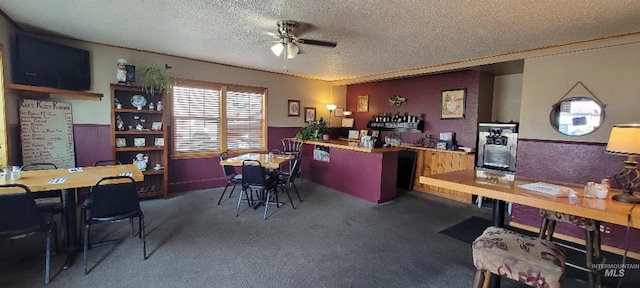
left=304, top=107, right=316, bottom=122
left=154, top=138, right=164, bottom=147
left=357, top=95, right=369, bottom=112
left=334, top=107, right=344, bottom=117
left=440, top=88, right=466, bottom=119
left=116, top=138, right=126, bottom=147
left=348, top=130, right=360, bottom=139
left=288, top=100, right=300, bottom=116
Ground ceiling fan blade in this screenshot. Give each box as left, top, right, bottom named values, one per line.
left=297, top=38, right=337, bottom=48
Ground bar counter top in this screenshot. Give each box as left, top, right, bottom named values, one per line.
left=303, top=139, right=402, bottom=153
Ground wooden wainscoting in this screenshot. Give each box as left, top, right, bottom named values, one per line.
left=406, top=146, right=475, bottom=203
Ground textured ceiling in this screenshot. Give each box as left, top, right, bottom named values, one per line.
left=1, top=0, right=640, bottom=82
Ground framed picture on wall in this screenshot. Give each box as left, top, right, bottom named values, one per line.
left=288, top=100, right=300, bottom=116
left=440, top=88, right=466, bottom=119
left=357, top=95, right=369, bottom=112
left=304, top=107, right=316, bottom=122
left=334, top=107, right=344, bottom=117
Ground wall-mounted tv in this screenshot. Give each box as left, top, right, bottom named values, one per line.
left=12, top=34, right=91, bottom=91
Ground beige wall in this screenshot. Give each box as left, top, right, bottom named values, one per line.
left=492, top=74, right=522, bottom=123
left=520, top=37, right=640, bottom=142
left=0, top=27, right=346, bottom=127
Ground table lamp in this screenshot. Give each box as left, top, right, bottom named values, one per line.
left=605, top=124, right=640, bottom=203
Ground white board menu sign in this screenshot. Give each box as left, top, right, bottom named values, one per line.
left=19, top=99, right=76, bottom=168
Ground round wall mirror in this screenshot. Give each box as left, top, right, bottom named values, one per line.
left=549, top=97, right=604, bottom=136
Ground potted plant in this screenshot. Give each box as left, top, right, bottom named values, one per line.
left=295, top=117, right=329, bottom=141
left=316, top=117, right=330, bottom=141
left=140, top=62, right=173, bottom=95
left=295, top=124, right=316, bottom=140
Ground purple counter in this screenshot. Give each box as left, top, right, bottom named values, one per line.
left=300, top=141, right=399, bottom=204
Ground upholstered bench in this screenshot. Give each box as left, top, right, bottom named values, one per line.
left=539, top=209, right=602, bottom=286
left=472, top=226, right=566, bottom=288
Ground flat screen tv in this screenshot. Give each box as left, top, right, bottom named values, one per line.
left=12, top=34, right=91, bottom=91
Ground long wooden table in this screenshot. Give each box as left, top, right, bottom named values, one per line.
left=420, top=169, right=640, bottom=288
left=1, top=164, right=144, bottom=268
left=419, top=169, right=640, bottom=229
left=220, top=153, right=294, bottom=169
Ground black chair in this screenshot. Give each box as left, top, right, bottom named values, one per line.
left=81, top=176, right=146, bottom=275
left=93, top=159, right=122, bottom=166
left=0, top=184, right=59, bottom=284
left=20, top=163, right=65, bottom=240
left=218, top=152, right=242, bottom=205
left=277, top=157, right=303, bottom=204
left=20, top=163, right=63, bottom=213
left=238, top=160, right=292, bottom=220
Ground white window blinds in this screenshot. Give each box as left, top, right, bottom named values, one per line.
left=226, top=90, right=265, bottom=150
left=172, top=81, right=266, bottom=157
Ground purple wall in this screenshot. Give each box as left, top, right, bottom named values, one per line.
left=346, top=70, right=481, bottom=148
left=514, top=139, right=640, bottom=253
left=268, top=127, right=301, bottom=152
left=68, top=125, right=303, bottom=194
left=73, top=124, right=113, bottom=167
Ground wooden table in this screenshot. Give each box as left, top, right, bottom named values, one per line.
left=419, top=170, right=640, bottom=229
left=2, top=164, right=144, bottom=268
left=220, top=153, right=294, bottom=169
left=420, top=169, right=640, bottom=288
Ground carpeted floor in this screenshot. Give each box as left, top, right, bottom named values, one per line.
left=1, top=182, right=638, bottom=287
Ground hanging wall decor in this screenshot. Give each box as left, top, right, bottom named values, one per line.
left=389, top=94, right=407, bottom=107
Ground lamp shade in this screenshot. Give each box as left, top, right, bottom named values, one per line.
left=271, top=43, right=284, bottom=56
left=326, top=104, right=337, bottom=111
left=606, top=124, right=640, bottom=155
left=343, top=111, right=352, bottom=116
left=286, top=42, right=299, bottom=59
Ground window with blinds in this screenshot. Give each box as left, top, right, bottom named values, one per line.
left=172, top=81, right=266, bottom=158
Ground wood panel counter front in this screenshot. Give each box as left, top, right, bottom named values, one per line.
left=300, top=140, right=399, bottom=204
left=400, top=145, right=475, bottom=203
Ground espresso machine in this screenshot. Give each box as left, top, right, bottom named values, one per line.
left=476, top=122, right=519, bottom=174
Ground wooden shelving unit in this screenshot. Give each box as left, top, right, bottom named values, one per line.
left=110, top=83, right=168, bottom=199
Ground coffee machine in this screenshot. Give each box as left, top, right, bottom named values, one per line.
left=476, top=122, right=519, bottom=174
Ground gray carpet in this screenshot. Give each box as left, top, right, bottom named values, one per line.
left=0, top=182, right=610, bottom=287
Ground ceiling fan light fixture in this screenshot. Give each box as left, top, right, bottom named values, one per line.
left=286, top=42, right=299, bottom=59
left=271, top=43, right=284, bottom=56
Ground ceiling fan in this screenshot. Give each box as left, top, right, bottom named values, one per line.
left=270, top=20, right=337, bottom=59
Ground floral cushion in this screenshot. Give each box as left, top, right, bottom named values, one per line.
left=539, top=209, right=598, bottom=231
left=473, top=226, right=566, bottom=288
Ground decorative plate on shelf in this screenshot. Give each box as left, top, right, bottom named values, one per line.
left=116, top=138, right=126, bottom=147
left=130, top=95, right=147, bottom=108
left=134, top=138, right=146, bottom=147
